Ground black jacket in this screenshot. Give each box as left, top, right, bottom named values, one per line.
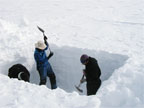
left=85, top=57, right=101, bottom=82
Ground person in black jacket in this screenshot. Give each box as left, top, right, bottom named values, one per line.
left=8, top=64, right=30, bottom=82
left=80, top=54, right=101, bottom=96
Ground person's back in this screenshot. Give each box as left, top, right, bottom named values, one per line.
left=8, top=64, right=30, bottom=82
left=85, top=57, right=101, bottom=82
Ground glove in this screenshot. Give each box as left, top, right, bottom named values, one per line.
left=44, top=36, right=48, bottom=45
left=49, top=52, right=54, bottom=57
left=80, top=79, right=86, bottom=83
left=47, top=52, right=54, bottom=60
left=44, top=36, right=47, bottom=40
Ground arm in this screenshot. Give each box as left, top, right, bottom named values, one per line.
left=43, top=36, right=54, bottom=60
left=44, top=36, right=48, bottom=46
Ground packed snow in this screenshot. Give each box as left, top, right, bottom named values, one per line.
left=0, top=0, right=144, bottom=108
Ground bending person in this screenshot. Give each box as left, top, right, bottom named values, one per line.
left=8, top=64, right=30, bottom=82
left=80, top=54, right=101, bottom=96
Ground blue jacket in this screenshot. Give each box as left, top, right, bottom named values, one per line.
left=34, top=46, right=49, bottom=69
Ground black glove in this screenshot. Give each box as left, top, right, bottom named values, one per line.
left=47, top=52, right=54, bottom=60
left=50, top=52, right=54, bottom=56
left=44, top=36, right=48, bottom=45
left=44, top=36, right=47, bottom=40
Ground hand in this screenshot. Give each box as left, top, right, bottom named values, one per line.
left=44, top=36, right=47, bottom=40
left=80, top=79, right=86, bottom=83
left=50, top=52, right=54, bottom=56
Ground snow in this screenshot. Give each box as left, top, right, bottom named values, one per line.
left=0, top=0, right=144, bottom=108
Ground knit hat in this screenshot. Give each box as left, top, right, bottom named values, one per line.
left=80, top=54, right=89, bottom=64
left=35, top=40, right=46, bottom=50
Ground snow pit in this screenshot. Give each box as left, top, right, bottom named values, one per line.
left=1, top=43, right=128, bottom=95
left=29, top=45, right=129, bottom=94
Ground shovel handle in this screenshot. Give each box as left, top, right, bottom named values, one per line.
left=81, top=75, right=84, bottom=80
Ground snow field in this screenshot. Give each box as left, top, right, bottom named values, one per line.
left=0, top=0, right=144, bottom=107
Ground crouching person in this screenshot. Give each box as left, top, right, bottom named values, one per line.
left=8, top=64, right=30, bottom=82
left=34, top=36, right=57, bottom=89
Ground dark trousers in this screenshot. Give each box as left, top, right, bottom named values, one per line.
left=86, top=79, right=101, bottom=96
left=38, top=65, right=57, bottom=89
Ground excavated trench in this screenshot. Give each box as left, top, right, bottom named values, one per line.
left=3, top=44, right=128, bottom=95
left=30, top=45, right=128, bottom=94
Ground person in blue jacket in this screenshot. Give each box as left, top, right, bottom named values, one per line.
left=34, top=36, right=57, bottom=89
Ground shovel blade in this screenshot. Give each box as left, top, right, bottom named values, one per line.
left=37, top=26, right=45, bottom=33
left=75, top=85, right=83, bottom=93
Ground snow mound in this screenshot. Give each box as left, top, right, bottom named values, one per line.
left=0, top=74, right=100, bottom=108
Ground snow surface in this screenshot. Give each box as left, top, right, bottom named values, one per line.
left=0, top=0, right=144, bottom=108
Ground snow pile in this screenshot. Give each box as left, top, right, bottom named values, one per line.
left=0, top=0, right=144, bottom=108
left=0, top=74, right=100, bottom=108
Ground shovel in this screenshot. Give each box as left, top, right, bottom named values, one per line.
left=75, top=75, right=85, bottom=93
left=75, top=83, right=83, bottom=93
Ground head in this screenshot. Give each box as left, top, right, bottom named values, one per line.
left=80, top=54, right=89, bottom=65
left=35, top=40, right=46, bottom=50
